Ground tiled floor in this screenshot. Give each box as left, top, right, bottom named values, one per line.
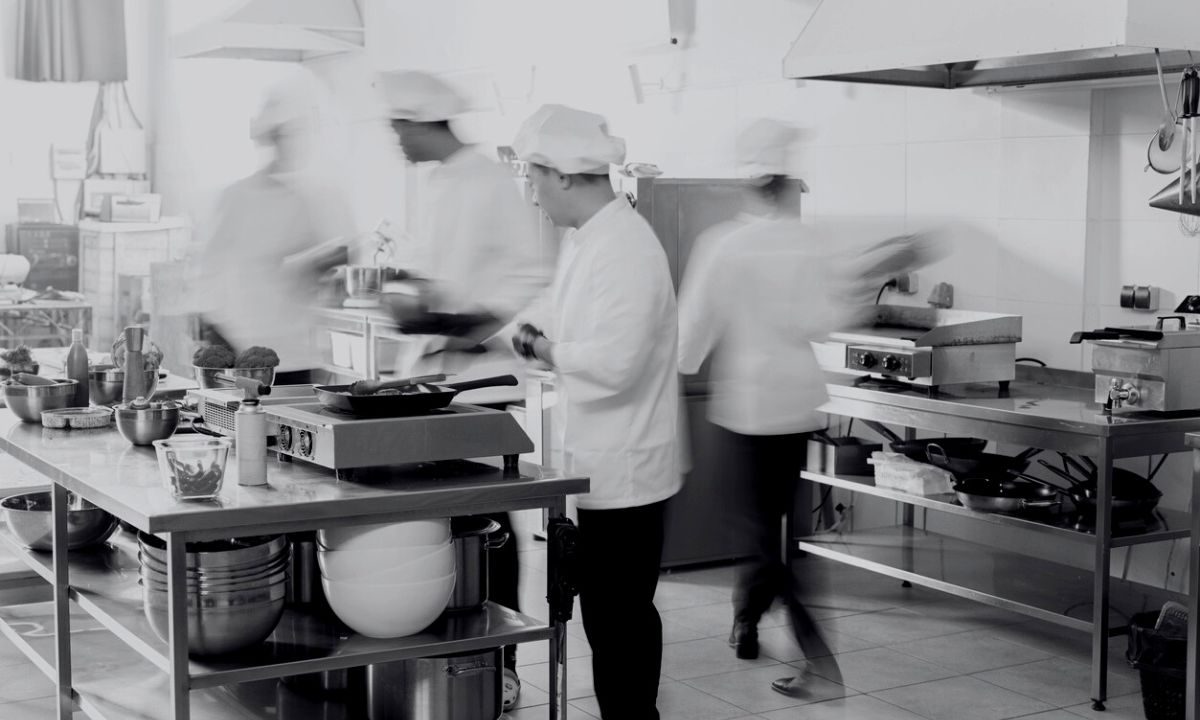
left=0, top=515, right=1158, bottom=720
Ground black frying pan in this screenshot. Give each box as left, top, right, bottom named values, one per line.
left=313, top=375, right=519, bottom=417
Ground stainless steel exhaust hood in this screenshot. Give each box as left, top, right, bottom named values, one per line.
left=784, top=0, right=1200, bottom=89
left=174, top=0, right=364, bottom=62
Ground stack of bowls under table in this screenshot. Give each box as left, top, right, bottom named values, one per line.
left=138, top=532, right=289, bottom=656
left=317, top=519, right=455, bottom=638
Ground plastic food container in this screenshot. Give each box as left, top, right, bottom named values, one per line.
left=154, top=437, right=232, bottom=501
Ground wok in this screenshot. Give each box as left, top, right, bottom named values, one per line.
left=1036, top=459, right=1159, bottom=496
left=1021, top=467, right=1161, bottom=518
left=863, top=421, right=986, bottom=462
left=927, top=444, right=1041, bottom=478
left=952, top=476, right=1059, bottom=514
left=313, top=375, right=518, bottom=417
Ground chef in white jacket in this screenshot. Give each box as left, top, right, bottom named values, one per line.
left=375, top=70, right=550, bottom=405
left=377, top=70, right=551, bottom=712
left=511, top=104, right=681, bottom=720
left=200, top=71, right=355, bottom=382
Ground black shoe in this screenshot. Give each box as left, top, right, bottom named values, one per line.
left=728, top=623, right=759, bottom=660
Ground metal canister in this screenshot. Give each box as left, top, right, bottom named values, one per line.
left=447, top=517, right=508, bottom=612
left=367, top=649, right=502, bottom=720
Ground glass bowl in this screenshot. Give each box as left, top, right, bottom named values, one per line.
left=153, top=437, right=232, bottom=501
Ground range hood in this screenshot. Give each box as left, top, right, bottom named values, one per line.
left=784, top=0, right=1200, bottom=89
left=174, top=0, right=364, bottom=62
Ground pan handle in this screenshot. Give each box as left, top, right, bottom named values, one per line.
left=1037, top=459, right=1082, bottom=488
left=443, top=374, right=519, bottom=393
left=861, top=420, right=902, bottom=445
left=925, top=443, right=949, bottom=466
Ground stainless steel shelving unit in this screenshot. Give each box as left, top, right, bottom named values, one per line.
left=0, top=413, right=587, bottom=720
left=813, top=372, right=1200, bottom=712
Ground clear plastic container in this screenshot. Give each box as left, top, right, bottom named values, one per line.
left=154, top=437, right=232, bottom=501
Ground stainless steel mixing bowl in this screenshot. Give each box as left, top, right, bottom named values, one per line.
left=90, top=367, right=159, bottom=406
left=138, top=532, right=287, bottom=571
left=0, top=490, right=118, bottom=551
left=143, top=581, right=287, bottom=655
left=115, top=402, right=180, bottom=446
left=192, top=365, right=275, bottom=390
left=2, top=379, right=77, bottom=422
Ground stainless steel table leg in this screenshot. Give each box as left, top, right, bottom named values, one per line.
left=1188, top=446, right=1200, bottom=720
left=901, top=427, right=916, bottom=586
left=547, top=497, right=569, bottom=720
left=166, top=533, right=191, bottom=720
left=1091, top=440, right=1114, bottom=711
left=51, top=483, right=73, bottom=720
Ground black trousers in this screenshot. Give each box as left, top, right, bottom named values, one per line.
left=578, top=501, right=666, bottom=720
left=722, top=429, right=836, bottom=668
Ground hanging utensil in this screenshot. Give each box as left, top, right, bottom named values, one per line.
left=1148, top=50, right=1184, bottom=175
left=1181, top=69, right=1200, bottom=204
left=1155, top=50, right=1178, bottom=153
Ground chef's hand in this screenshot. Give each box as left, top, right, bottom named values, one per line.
left=513, top=323, right=554, bottom=365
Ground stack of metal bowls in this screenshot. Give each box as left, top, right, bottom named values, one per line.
left=137, top=532, right=289, bottom=656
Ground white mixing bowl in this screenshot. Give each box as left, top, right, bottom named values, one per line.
left=317, top=518, right=449, bottom=552
left=318, top=542, right=454, bottom=584
left=323, top=571, right=455, bottom=638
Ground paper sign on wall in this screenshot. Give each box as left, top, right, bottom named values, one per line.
left=50, top=145, right=87, bottom=180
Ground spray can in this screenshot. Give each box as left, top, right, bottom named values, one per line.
left=235, top=398, right=268, bottom=487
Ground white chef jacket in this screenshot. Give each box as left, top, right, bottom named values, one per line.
left=526, top=199, right=682, bottom=510
left=678, top=213, right=851, bottom=435
left=398, top=147, right=550, bottom=404
left=201, top=170, right=355, bottom=372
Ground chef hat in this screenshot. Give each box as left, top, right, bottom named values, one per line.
left=736, top=118, right=801, bottom=179
left=512, top=104, right=626, bottom=175
left=249, top=71, right=324, bottom=143
left=375, top=70, right=468, bottom=122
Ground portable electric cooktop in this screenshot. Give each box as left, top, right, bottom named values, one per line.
left=266, top=402, right=534, bottom=471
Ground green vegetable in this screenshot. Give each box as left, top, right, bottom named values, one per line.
left=234, top=346, right=280, bottom=369
left=0, top=345, right=35, bottom=370
left=192, top=344, right=237, bottom=369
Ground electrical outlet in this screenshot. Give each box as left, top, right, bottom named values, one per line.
left=895, top=273, right=918, bottom=295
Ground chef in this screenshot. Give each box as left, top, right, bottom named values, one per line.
left=199, top=71, right=355, bottom=383
left=376, top=69, right=550, bottom=712
left=677, top=118, right=844, bottom=697
left=511, top=104, right=681, bottom=720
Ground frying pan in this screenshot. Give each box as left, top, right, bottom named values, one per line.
left=313, top=375, right=519, bottom=417
left=926, top=444, right=1041, bottom=478
left=952, top=476, right=1058, bottom=514
left=1036, top=459, right=1157, bottom=493
left=862, top=421, right=986, bottom=462
left=1023, top=466, right=1162, bottom=517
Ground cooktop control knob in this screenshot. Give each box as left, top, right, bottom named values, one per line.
left=857, top=352, right=877, bottom=368
left=277, top=426, right=293, bottom=452
left=882, top=355, right=902, bottom=372
left=297, top=430, right=313, bottom=458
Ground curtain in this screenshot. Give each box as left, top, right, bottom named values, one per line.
left=16, top=0, right=128, bottom=82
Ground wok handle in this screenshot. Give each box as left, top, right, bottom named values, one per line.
left=443, top=375, right=519, bottom=393
left=925, top=443, right=949, bottom=466
left=861, top=420, right=902, bottom=444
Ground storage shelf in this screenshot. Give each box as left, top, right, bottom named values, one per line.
left=796, top=526, right=1181, bottom=632
left=0, top=602, right=273, bottom=720
left=801, top=470, right=1190, bottom=547
left=0, top=529, right=553, bottom=689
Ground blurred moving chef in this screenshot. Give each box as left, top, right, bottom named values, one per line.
left=199, top=70, right=355, bottom=383
left=677, top=118, right=945, bottom=699
left=375, top=69, right=550, bottom=713
left=511, top=104, right=680, bottom=720
left=375, top=70, right=550, bottom=404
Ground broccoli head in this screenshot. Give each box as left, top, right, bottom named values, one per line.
left=193, top=344, right=237, bottom=369
left=113, top=340, right=164, bottom=371
left=234, top=346, right=280, bottom=369
left=0, top=345, right=34, bottom=369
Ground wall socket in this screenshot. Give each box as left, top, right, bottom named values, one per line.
left=895, top=273, right=918, bottom=295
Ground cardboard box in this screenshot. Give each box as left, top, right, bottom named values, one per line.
left=100, top=194, right=162, bottom=223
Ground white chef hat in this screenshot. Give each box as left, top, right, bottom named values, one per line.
left=512, top=104, right=626, bottom=175
left=736, top=118, right=801, bottom=179
left=375, top=70, right=468, bottom=122
left=249, top=71, right=325, bottom=143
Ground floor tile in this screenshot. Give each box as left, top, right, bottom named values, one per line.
left=574, top=680, right=747, bottom=720
left=683, top=664, right=852, bottom=715
left=520, top=660, right=595, bottom=700
left=514, top=633, right=591, bottom=667
left=759, top=695, right=929, bottom=720
left=821, top=607, right=983, bottom=646
left=655, top=577, right=734, bottom=611
left=0, top=697, right=59, bottom=720
left=974, top=657, right=1140, bottom=707
left=663, top=614, right=717, bottom=644
left=905, top=595, right=1028, bottom=629
left=811, top=647, right=957, bottom=693
left=757, top=622, right=876, bottom=664
left=1064, top=691, right=1150, bottom=719
left=510, top=681, right=549, bottom=711
left=661, top=602, right=737, bottom=637
left=0, top=635, right=32, bottom=669
left=887, top=628, right=1054, bottom=674
left=873, top=675, right=1054, bottom=720
left=1012, top=712, right=1086, bottom=720
left=662, top=637, right=779, bottom=681
left=0, top=660, right=54, bottom=703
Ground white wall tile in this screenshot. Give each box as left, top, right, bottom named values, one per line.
left=1000, top=136, right=1090, bottom=220
left=905, top=87, right=1000, bottom=143
left=906, top=217, right=1001, bottom=299
left=738, top=80, right=908, bottom=148
left=1000, top=88, right=1093, bottom=138
left=797, top=144, right=906, bottom=216
left=1094, top=219, right=1200, bottom=305
left=906, top=140, right=1001, bottom=218
left=1094, top=132, right=1180, bottom=222
left=995, top=299, right=1085, bottom=370
left=1096, top=84, right=1170, bottom=137
left=997, top=219, right=1086, bottom=304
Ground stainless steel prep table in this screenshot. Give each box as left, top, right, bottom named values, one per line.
left=0, top=409, right=587, bottom=720
left=812, top=370, right=1199, bottom=711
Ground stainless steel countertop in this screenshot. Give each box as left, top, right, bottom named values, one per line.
left=0, top=410, right=587, bottom=538
left=824, top=375, right=1200, bottom=439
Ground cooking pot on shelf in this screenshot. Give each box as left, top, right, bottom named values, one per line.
left=367, top=648, right=502, bottom=720
left=447, top=516, right=509, bottom=612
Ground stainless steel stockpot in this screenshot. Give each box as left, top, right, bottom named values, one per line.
left=447, top=517, right=508, bottom=612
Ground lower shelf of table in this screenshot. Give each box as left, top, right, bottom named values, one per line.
left=796, top=526, right=1182, bottom=632
left=1, top=528, right=555, bottom=688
